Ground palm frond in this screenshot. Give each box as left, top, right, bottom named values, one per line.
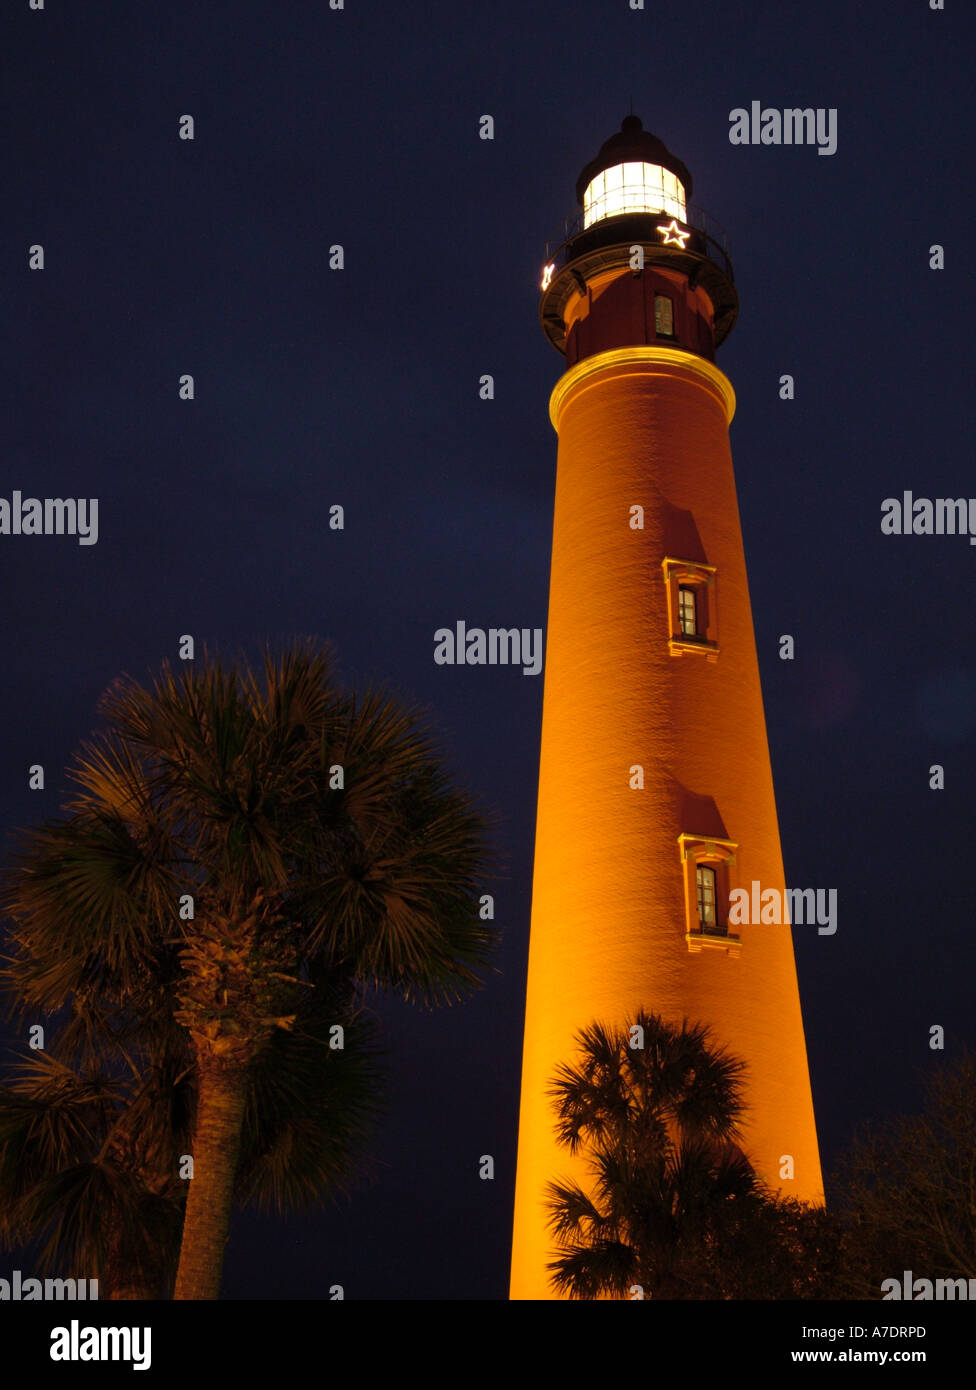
left=546, top=1239, right=636, bottom=1300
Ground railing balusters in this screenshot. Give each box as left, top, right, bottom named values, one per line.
left=541, top=203, right=733, bottom=286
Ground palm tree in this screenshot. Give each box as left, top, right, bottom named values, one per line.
left=1, top=642, right=495, bottom=1298
left=0, top=976, right=383, bottom=1298
left=544, top=1010, right=759, bottom=1299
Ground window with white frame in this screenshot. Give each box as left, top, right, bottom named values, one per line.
left=678, top=584, right=697, bottom=636
left=582, top=162, right=687, bottom=228
left=696, top=863, right=718, bottom=931
left=678, top=833, right=741, bottom=955
left=662, top=558, right=718, bottom=657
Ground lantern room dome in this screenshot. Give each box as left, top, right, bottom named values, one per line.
left=575, top=115, right=694, bottom=206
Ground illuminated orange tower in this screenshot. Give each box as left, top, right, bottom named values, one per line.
left=511, top=117, right=823, bottom=1299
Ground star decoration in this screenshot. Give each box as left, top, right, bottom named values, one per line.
left=656, top=219, right=690, bottom=249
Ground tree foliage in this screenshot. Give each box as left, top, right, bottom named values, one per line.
left=545, top=1011, right=839, bottom=1299
left=1, top=641, right=494, bottom=1297
left=830, top=1055, right=976, bottom=1298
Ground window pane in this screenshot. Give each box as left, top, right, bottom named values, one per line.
left=679, top=586, right=696, bottom=634
left=697, top=865, right=717, bottom=926
left=582, top=162, right=687, bottom=228
left=643, top=162, right=664, bottom=194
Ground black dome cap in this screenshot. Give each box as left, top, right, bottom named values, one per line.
left=575, top=115, right=694, bottom=207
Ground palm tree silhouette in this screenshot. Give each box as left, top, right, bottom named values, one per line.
left=0, top=975, right=382, bottom=1298
left=2, top=641, right=494, bottom=1298
left=544, top=1010, right=759, bottom=1299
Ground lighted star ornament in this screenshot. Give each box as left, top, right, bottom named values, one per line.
left=656, top=218, right=690, bottom=249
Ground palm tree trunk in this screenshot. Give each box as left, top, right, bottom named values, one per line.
left=173, top=1061, right=248, bottom=1300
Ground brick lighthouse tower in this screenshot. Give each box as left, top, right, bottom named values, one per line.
left=510, top=117, right=823, bottom=1299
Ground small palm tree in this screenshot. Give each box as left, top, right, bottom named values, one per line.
left=2, top=642, right=494, bottom=1298
left=544, top=1010, right=758, bottom=1299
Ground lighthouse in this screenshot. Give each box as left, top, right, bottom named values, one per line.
left=511, top=117, right=823, bottom=1299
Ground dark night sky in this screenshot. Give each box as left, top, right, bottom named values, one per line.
left=3, top=0, right=975, bottom=1299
